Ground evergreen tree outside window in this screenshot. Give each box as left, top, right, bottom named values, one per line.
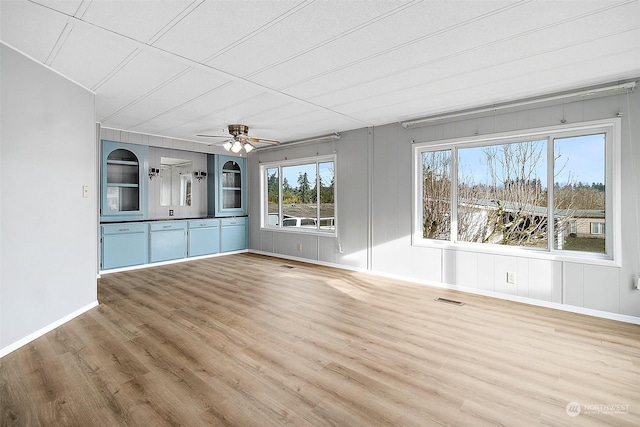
left=261, top=155, right=336, bottom=233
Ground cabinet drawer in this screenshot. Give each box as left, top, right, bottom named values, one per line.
left=221, top=217, right=248, bottom=227
left=102, top=223, right=147, bottom=235
left=188, top=219, right=220, bottom=229
left=149, top=221, right=187, bottom=232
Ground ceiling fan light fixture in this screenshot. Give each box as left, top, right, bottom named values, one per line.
left=222, top=141, right=233, bottom=151
left=231, top=140, right=243, bottom=153
left=244, top=143, right=255, bottom=153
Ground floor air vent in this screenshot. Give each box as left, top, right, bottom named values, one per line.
left=434, top=297, right=465, bottom=306
left=280, top=265, right=295, bottom=269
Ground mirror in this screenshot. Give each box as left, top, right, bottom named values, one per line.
left=160, top=157, right=193, bottom=207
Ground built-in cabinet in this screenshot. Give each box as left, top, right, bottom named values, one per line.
left=101, top=140, right=148, bottom=222
left=221, top=217, right=249, bottom=252
left=188, top=219, right=220, bottom=257
left=149, top=221, right=188, bottom=263
left=209, top=155, right=247, bottom=217
left=101, top=223, right=149, bottom=270
left=100, top=142, right=248, bottom=271
left=100, top=219, right=246, bottom=270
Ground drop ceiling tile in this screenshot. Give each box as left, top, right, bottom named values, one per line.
left=276, top=0, right=634, bottom=100
left=81, top=0, right=194, bottom=42
left=152, top=0, right=302, bottom=62
left=30, top=0, right=83, bottom=16
left=49, top=24, right=139, bottom=89
left=344, top=33, right=640, bottom=125
left=247, top=0, right=521, bottom=89
left=96, top=50, right=192, bottom=121
left=208, top=0, right=413, bottom=77
left=0, top=0, right=69, bottom=63
left=109, top=67, right=235, bottom=131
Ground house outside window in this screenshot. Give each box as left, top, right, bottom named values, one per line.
left=413, top=119, right=619, bottom=261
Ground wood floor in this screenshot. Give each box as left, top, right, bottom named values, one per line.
left=2, top=253, right=639, bottom=426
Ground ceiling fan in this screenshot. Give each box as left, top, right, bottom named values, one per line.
left=197, top=124, right=280, bottom=153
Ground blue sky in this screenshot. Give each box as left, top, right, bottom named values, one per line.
left=269, top=161, right=334, bottom=189
left=457, top=133, right=605, bottom=188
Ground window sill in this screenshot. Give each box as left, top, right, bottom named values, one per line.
left=260, top=226, right=337, bottom=237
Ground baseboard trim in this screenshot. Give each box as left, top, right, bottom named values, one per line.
left=0, top=300, right=99, bottom=358
left=248, top=250, right=640, bottom=325
left=100, top=250, right=249, bottom=275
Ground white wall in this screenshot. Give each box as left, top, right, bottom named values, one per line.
left=249, top=88, right=640, bottom=321
left=1, top=44, right=98, bottom=355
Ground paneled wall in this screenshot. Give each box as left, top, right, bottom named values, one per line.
left=249, top=88, right=640, bottom=321
left=249, top=127, right=370, bottom=269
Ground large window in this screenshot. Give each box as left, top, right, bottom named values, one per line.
left=414, top=120, right=619, bottom=260
left=262, top=156, right=335, bottom=233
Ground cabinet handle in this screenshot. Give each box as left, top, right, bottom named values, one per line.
left=118, top=228, right=129, bottom=232
left=163, top=225, right=172, bottom=229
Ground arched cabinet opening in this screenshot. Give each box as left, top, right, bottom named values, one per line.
left=106, top=149, right=140, bottom=212
left=101, top=140, right=148, bottom=221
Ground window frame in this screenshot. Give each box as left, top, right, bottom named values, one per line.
left=260, top=154, right=337, bottom=236
left=412, top=118, right=621, bottom=265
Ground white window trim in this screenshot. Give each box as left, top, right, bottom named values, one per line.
left=260, top=154, right=337, bottom=236
left=412, top=118, right=621, bottom=266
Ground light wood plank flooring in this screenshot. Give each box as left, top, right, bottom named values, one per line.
left=2, top=253, right=639, bottom=426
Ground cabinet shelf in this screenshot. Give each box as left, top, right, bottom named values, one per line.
left=107, top=183, right=139, bottom=188
left=107, top=160, right=139, bottom=166
left=209, top=155, right=246, bottom=216
left=101, top=141, right=148, bottom=221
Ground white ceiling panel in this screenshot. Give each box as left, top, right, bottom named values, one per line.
left=112, top=67, right=235, bottom=131
left=30, top=0, right=84, bottom=16
left=345, top=37, right=640, bottom=125
left=280, top=0, right=635, bottom=101
left=208, top=0, right=413, bottom=77
left=49, top=24, right=139, bottom=89
left=146, top=82, right=272, bottom=136
left=2, top=0, right=638, bottom=144
left=152, top=0, right=303, bottom=62
left=80, top=0, right=195, bottom=42
left=96, top=50, right=192, bottom=121
left=247, top=0, right=524, bottom=89
left=0, top=0, right=69, bottom=63
left=308, top=15, right=640, bottom=112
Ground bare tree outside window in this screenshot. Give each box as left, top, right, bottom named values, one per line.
left=457, top=140, right=548, bottom=247
left=421, top=150, right=451, bottom=240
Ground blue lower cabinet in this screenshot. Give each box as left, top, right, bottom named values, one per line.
left=188, top=219, right=220, bottom=257
left=149, top=221, right=188, bottom=263
left=220, top=217, right=248, bottom=252
left=101, top=223, right=149, bottom=270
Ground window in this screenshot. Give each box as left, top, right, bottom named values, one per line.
left=591, top=222, right=605, bottom=235
left=261, top=156, right=335, bottom=233
left=414, top=119, right=619, bottom=260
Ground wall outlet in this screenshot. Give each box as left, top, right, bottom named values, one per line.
left=82, top=185, right=89, bottom=198
left=297, top=243, right=302, bottom=251
left=636, top=273, right=640, bottom=290
left=169, top=209, right=174, bottom=216
left=506, top=272, right=516, bottom=284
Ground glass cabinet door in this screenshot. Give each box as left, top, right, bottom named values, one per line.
left=212, top=155, right=246, bottom=216
left=101, top=140, right=148, bottom=221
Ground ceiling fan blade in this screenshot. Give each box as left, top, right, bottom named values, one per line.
left=249, top=137, right=280, bottom=145
left=196, top=134, right=231, bottom=138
